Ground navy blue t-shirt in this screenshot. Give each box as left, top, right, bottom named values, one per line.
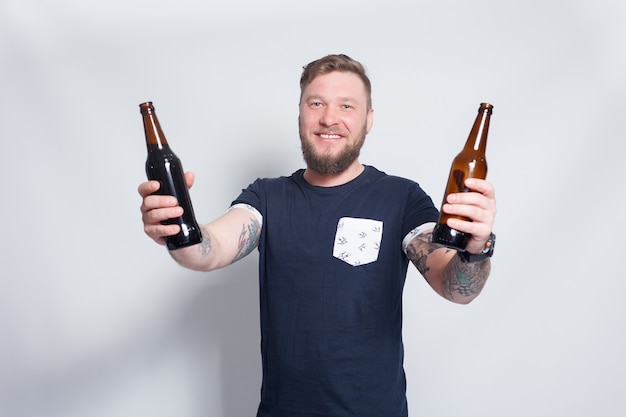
left=232, top=166, right=439, bottom=417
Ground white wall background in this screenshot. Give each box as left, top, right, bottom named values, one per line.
left=1, top=1, right=624, bottom=416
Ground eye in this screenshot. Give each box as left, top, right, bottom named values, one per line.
left=310, top=101, right=323, bottom=108
left=342, top=104, right=354, bottom=110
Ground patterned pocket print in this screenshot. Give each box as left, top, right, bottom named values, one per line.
left=333, top=217, right=383, bottom=266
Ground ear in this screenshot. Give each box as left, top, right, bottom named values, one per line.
left=366, top=108, right=374, bottom=134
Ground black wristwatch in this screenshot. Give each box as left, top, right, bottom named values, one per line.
left=458, top=233, right=496, bottom=263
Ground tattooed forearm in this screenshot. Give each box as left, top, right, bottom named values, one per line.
left=442, top=255, right=491, bottom=301
left=233, top=217, right=261, bottom=262
left=407, top=232, right=440, bottom=275
left=406, top=229, right=490, bottom=303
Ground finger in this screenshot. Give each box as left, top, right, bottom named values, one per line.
left=443, top=194, right=496, bottom=229
left=138, top=180, right=161, bottom=198
left=141, top=204, right=183, bottom=223
left=446, top=217, right=492, bottom=252
left=445, top=212, right=494, bottom=245
left=464, top=178, right=495, bottom=199
left=185, top=171, right=195, bottom=189
left=443, top=202, right=491, bottom=225
left=144, top=223, right=182, bottom=244
left=140, top=194, right=178, bottom=217
left=446, top=191, right=492, bottom=209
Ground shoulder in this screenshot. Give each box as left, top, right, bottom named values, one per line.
left=233, top=169, right=306, bottom=210
left=363, top=165, right=426, bottom=193
left=241, top=169, right=305, bottom=190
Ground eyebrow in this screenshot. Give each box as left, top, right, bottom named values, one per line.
left=304, top=94, right=359, bottom=104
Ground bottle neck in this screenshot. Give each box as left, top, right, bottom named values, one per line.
left=140, top=102, right=170, bottom=149
left=464, top=104, right=492, bottom=153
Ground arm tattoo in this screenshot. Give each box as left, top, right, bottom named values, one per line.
left=443, top=256, right=491, bottom=300
left=406, top=231, right=452, bottom=276
left=406, top=229, right=490, bottom=301
left=233, top=217, right=261, bottom=262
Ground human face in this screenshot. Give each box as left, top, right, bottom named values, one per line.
left=298, top=71, right=374, bottom=175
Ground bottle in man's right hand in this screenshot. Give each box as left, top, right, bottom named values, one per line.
left=140, top=101, right=202, bottom=250
left=431, top=102, right=493, bottom=251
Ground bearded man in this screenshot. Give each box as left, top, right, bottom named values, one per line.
left=138, top=54, right=497, bottom=417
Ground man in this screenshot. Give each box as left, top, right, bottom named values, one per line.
left=139, top=54, right=496, bottom=417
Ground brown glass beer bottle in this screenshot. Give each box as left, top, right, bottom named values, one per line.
left=431, top=102, right=493, bottom=251
left=140, top=102, right=202, bottom=250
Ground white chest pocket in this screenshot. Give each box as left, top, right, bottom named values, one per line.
left=333, top=217, right=383, bottom=267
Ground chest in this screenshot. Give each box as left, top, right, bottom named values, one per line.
left=261, top=187, right=407, bottom=269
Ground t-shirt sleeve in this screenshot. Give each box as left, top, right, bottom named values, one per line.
left=401, top=183, right=439, bottom=252
left=231, top=178, right=265, bottom=217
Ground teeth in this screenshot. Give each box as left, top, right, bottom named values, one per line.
left=320, top=134, right=341, bottom=139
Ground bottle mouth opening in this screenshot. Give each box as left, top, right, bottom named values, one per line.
left=139, top=101, right=155, bottom=114
left=479, top=103, right=493, bottom=114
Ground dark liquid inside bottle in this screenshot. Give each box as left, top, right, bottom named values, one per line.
left=431, top=218, right=470, bottom=249
left=145, top=144, right=202, bottom=250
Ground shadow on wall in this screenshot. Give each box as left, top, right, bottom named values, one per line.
left=0, top=259, right=261, bottom=417
left=181, top=259, right=262, bottom=417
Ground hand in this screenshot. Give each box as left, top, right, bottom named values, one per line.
left=138, top=171, right=195, bottom=246
left=441, top=178, right=496, bottom=254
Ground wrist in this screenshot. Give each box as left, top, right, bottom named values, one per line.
left=458, top=233, right=495, bottom=263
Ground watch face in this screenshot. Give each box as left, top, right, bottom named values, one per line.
left=483, top=233, right=496, bottom=254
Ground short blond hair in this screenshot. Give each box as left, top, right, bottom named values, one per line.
left=299, top=54, right=372, bottom=109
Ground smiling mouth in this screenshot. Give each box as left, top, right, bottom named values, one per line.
left=318, top=133, right=342, bottom=140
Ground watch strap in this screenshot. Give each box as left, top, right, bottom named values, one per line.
left=458, top=233, right=496, bottom=263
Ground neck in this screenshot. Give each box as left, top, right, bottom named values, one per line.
left=303, top=161, right=365, bottom=187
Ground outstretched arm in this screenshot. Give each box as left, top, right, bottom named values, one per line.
left=168, top=206, right=261, bottom=271
left=138, top=172, right=261, bottom=272
left=406, top=178, right=496, bottom=304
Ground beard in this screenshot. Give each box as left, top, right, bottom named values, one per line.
left=299, top=125, right=367, bottom=175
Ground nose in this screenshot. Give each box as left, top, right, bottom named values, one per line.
left=320, top=107, right=339, bottom=127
